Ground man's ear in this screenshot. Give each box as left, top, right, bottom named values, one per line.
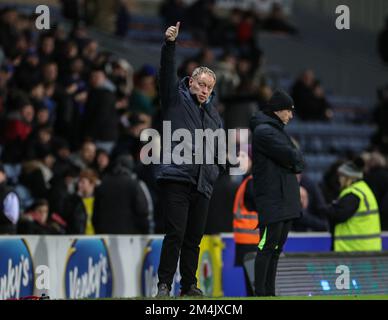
left=189, top=77, right=193, bottom=87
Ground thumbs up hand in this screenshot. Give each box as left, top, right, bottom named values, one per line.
left=165, top=22, right=180, bottom=42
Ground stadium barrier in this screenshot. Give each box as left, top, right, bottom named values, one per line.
left=1, top=233, right=387, bottom=299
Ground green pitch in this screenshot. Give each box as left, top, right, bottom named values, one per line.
left=147, top=295, right=388, bottom=300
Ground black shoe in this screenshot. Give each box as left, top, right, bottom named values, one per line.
left=180, top=285, right=204, bottom=297
left=156, top=283, right=170, bottom=297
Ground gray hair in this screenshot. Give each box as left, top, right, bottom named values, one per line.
left=191, top=66, right=216, bottom=82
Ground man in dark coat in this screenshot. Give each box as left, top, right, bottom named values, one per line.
left=156, top=22, right=223, bottom=297
left=250, top=89, right=304, bottom=296
left=92, top=155, right=151, bottom=234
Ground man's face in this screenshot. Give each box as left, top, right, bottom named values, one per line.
left=189, top=73, right=215, bottom=104
left=338, top=174, right=354, bottom=189
left=274, top=109, right=293, bottom=125
left=81, top=143, right=96, bottom=164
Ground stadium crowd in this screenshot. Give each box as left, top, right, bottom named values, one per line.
left=1, top=2, right=388, bottom=237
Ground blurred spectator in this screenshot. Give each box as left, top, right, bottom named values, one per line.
left=262, top=3, right=298, bottom=35
left=61, top=169, right=99, bottom=234
left=257, top=81, right=273, bottom=107
left=48, top=164, right=79, bottom=218
left=70, top=140, right=97, bottom=170
left=52, top=139, right=72, bottom=177
left=14, top=48, right=41, bottom=91
left=214, top=51, right=240, bottom=98
left=206, top=148, right=248, bottom=235
left=0, top=64, right=13, bottom=114
left=38, top=34, right=56, bottom=65
left=83, top=68, right=118, bottom=153
left=58, top=40, right=79, bottom=76
left=19, top=149, right=55, bottom=200
left=110, top=58, right=134, bottom=98
left=55, top=61, right=86, bottom=149
left=85, top=0, right=119, bottom=33
left=222, top=8, right=243, bottom=51
left=112, top=112, right=152, bottom=161
left=60, top=0, right=88, bottom=28
left=292, top=174, right=329, bottom=231
left=291, top=70, right=333, bottom=121
left=378, top=16, right=388, bottom=64
left=372, top=85, right=388, bottom=153
left=115, top=0, right=132, bottom=37
left=0, top=162, right=20, bottom=234
left=237, top=11, right=260, bottom=58
left=81, top=39, right=99, bottom=73
left=25, top=125, right=57, bottom=160
left=318, top=160, right=382, bottom=252
left=34, top=105, right=51, bottom=128
left=1, top=102, right=34, bottom=163
left=362, top=151, right=388, bottom=230
left=93, top=148, right=110, bottom=178
left=177, top=58, right=200, bottom=79
left=130, top=64, right=158, bottom=116
left=17, top=199, right=65, bottom=234
left=0, top=8, right=20, bottom=58
left=93, top=155, right=151, bottom=234
left=186, top=0, right=219, bottom=44
left=321, top=159, right=345, bottom=203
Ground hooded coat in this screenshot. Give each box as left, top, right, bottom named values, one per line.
left=250, top=111, right=304, bottom=225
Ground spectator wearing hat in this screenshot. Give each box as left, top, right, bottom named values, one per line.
left=318, top=159, right=382, bottom=252
left=0, top=162, right=20, bottom=234
left=249, top=89, right=304, bottom=296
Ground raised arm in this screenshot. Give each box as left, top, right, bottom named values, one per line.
left=160, top=22, right=180, bottom=109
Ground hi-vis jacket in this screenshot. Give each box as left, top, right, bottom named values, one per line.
left=233, top=176, right=260, bottom=245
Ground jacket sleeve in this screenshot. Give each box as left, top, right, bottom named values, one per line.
left=255, top=126, right=305, bottom=171
left=317, top=193, right=360, bottom=224
left=159, top=41, right=179, bottom=110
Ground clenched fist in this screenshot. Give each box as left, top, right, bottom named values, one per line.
left=165, top=22, right=180, bottom=42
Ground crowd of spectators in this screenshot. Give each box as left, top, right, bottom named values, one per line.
left=1, top=2, right=388, bottom=237
left=0, top=6, right=155, bottom=235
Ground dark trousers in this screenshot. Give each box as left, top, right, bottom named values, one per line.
left=157, top=180, right=209, bottom=291
left=254, top=220, right=292, bottom=296
left=235, top=244, right=257, bottom=296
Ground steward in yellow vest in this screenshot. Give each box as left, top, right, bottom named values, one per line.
left=322, top=161, right=382, bottom=252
